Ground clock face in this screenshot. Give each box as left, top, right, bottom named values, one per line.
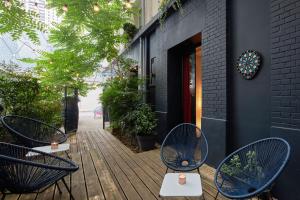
left=236, top=50, right=261, bottom=80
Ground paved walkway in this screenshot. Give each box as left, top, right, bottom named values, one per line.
left=1, top=115, right=227, bottom=200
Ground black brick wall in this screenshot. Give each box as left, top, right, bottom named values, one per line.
left=270, top=0, right=300, bottom=198
left=202, top=0, right=228, bottom=120
left=201, top=0, right=228, bottom=166
left=271, top=0, right=300, bottom=129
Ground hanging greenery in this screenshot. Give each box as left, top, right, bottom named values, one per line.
left=0, top=0, right=46, bottom=43
left=19, top=0, right=135, bottom=93
left=123, top=22, right=138, bottom=40
left=159, top=0, right=183, bottom=27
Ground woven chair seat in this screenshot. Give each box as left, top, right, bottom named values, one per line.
left=0, top=142, right=78, bottom=194
left=160, top=123, right=208, bottom=172
left=1, top=115, right=67, bottom=147
left=214, top=137, right=290, bottom=199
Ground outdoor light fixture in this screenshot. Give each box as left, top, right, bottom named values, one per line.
left=63, top=4, right=68, bottom=12
left=124, top=0, right=132, bottom=9
left=93, top=3, right=100, bottom=12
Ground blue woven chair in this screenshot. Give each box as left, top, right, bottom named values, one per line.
left=0, top=142, right=78, bottom=200
left=214, top=137, right=290, bottom=199
left=1, top=115, right=67, bottom=148
left=160, top=123, right=208, bottom=173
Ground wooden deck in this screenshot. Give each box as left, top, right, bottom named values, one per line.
left=1, top=116, right=228, bottom=200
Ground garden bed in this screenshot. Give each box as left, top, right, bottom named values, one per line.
left=109, top=128, right=158, bottom=153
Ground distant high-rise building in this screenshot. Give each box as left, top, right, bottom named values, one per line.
left=21, top=0, right=60, bottom=25
left=0, top=0, right=60, bottom=70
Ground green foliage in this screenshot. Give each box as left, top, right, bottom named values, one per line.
left=159, top=0, right=182, bottom=27
left=0, top=0, right=46, bottom=43
left=101, top=57, right=156, bottom=137
left=221, top=150, right=265, bottom=179
left=123, top=22, right=138, bottom=40
left=100, top=57, right=140, bottom=129
left=122, top=103, right=157, bottom=136
left=0, top=62, right=62, bottom=127
left=221, top=155, right=242, bottom=176
left=46, top=0, right=132, bottom=63
left=23, top=49, right=94, bottom=95
left=19, top=0, right=135, bottom=95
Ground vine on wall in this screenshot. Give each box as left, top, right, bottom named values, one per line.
left=159, top=0, right=183, bottom=27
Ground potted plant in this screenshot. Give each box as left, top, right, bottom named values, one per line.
left=123, top=103, right=157, bottom=151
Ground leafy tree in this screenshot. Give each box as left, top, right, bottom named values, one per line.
left=0, top=0, right=46, bottom=43
left=22, top=0, right=135, bottom=94
left=0, top=62, right=62, bottom=126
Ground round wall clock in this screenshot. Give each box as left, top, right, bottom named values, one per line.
left=236, top=50, right=261, bottom=80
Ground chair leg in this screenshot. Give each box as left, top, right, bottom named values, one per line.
left=56, top=182, right=62, bottom=194
left=165, top=167, right=169, bottom=174
left=197, top=169, right=206, bottom=200
left=62, top=178, right=75, bottom=200
left=214, top=191, right=219, bottom=200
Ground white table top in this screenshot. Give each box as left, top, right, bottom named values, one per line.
left=159, top=173, right=203, bottom=197
left=26, top=143, right=70, bottom=157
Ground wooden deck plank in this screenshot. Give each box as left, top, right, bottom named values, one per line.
left=18, top=193, right=37, bottom=200
left=100, top=130, right=163, bottom=192
left=3, top=194, right=20, bottom=200
left=88, top=132, right=142, bottom=200
left=101, top=130, right=164, bottom=183
left=36, top=186, right=55, bottom=200
left=90, top=150, right=125, bottom=200
left=83, top=132, right=127, bottom=200
left=71, top=152, right=88, bottom=200
left=81, top=151, right=105, bottom=200
left=93, top=131, right=158, bottom=200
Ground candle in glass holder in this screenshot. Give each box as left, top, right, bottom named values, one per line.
left=51, top=142, right=58, bottom=150
left=178, top=173, right=186, bottom=185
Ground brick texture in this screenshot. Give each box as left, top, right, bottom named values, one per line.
left=202, top=0, right=228, bottom=120
left=271, top=0, right=300, bottom=129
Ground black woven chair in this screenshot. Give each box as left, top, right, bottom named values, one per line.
left=1, top=115, right=67, bottom=148
left=0, top=142, right=78, bottom=200
left=160, top=123, right=208, bottom=173
left=214, top=137, right=290, bottom=199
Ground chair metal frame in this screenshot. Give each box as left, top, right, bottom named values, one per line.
left=0, top=142, right=78, bottom=200
left=1, top=115, right=67, bottom=147
left=214, top=137, right=290, bottom=200
left=160, top=123, right=208, bottom=172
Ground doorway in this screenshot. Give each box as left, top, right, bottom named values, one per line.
left=182, top=46, right=202, bottom=128
left=167, top=33, right=202, bottom=130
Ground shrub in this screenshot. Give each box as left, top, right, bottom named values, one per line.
left=0, top=63, right=63, bottom=128
left=122, top=104, right=157, bottom=136
left=123, top=22, right=138, bottom=40
left=100, top=57, right=142, bottom=130
left=101, top=76, right=142, bottom=129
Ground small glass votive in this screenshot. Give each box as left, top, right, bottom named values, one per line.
left=178, top=173, right=186, bottom=185
left=51, top=142, right=58, bottom=150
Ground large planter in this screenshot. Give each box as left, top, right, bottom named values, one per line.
left=62, top=96, right=79, bottom=133
left=136, top=135, right=156, bottom=151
